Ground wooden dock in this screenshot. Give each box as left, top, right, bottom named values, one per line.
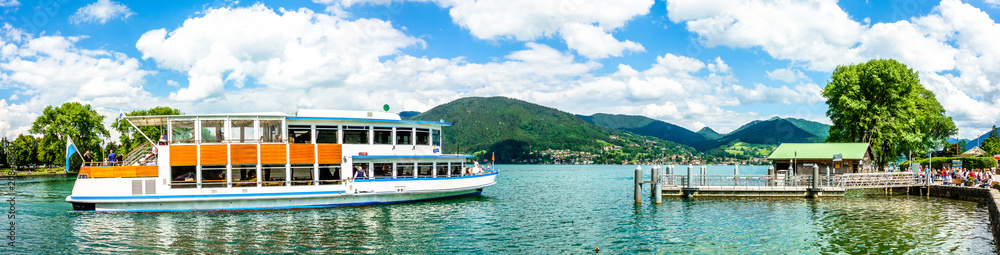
left=634, top=165, right=923, bottom=201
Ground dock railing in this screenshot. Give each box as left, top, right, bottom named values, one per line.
left=660, top=174, right=845, bottom=190
left=659, top=172, right=921, bottom=190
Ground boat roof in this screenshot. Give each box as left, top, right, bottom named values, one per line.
left=126, top=109, right=450, bottom=127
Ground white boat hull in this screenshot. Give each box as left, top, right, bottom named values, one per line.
left=66, top=173, right=497, bottom=212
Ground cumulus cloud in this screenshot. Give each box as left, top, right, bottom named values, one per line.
left=666, top=0, right=1000, bottom=138
left=0, top=24, right=154, bottom=138
left=766, top=68, right=807, bottom=83
left=136, top=4, right=423, bottom=101
left=70, top=0, right=135, bottom=24
left=320, top=0, right=653, bottom=59
left=0, top=0, right=18, bottom=8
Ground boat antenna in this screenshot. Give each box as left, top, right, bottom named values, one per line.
left=383, top=104, right=390, bottom=113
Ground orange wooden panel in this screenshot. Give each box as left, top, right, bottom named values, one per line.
left=79, top=167, right=92, bottom=176
left=170, top=145, right=198, bottom=166
left=317, top=144, right=342, bottom=163
left=135, top=165, right=159, bottom=177
left=289, top=144, right=315, bottom=164
left=200, top=145, right=228, bottom=165
left=230, top=144, right=258, bottom=165
left=260, top=144, right=287, bottom=164
left=89, top=167, right=114, bottom=178
left=114, top=166, right=137, bottom=178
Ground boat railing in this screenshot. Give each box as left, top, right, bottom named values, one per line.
left=123, top=143, right=157, bottom=164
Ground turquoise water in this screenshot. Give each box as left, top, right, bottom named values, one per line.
left=1, top=165, right=994, bottom=254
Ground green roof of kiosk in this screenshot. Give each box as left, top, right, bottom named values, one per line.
left=767, top=143, right=870, bottom=160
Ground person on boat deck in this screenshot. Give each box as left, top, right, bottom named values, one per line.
left=82, top=151, right=92, bottom=167
left=354, top=166, right=367, bottom=179
left=159, top=131, right=168, bottom=145
left=107, top=150, right=117, bottom=166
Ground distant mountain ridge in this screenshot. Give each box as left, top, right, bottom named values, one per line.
left=577, top=113, right=708, bottom=147
left=580, top=113, right=830, bottom=150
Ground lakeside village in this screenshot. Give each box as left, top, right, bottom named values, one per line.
left=519, top=135, right=769, bottom=166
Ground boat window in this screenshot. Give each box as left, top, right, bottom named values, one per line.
left=170, top=120, right=195, bottom=144
left=290, top=164, right=314, bottom=186
left=416, top=129, right=430, bottom=145
left=170, top=166, right=197, bottom=188
left=418, top=163, right=433, bottom=177
left=230, top=119, right=255, bottom=143
left=396, top=127, right=413, bottom=145
left=432, top=129, right=441, bottom=146
left=288, top=125, right=312, bottom=144
left=201, top=165, right=226, bottom=188
left=374, top=163, right=392, bottom=178
left=397, top=163, right=415, bottom=178
left=373, top=127, right=392, bottom=145
left=316, top=125, right=338, bottom=144
left=201, top=120, right=225, bottom=143
left=231, top=164, right=258, bottom=187
left=260, top=119, right=284, bottom=143
left=450, top=164, right=462, bottom=176
left=262, top=164, right=287, bottom=186
left=319, top=164, right=341, bottom=184
left=436, top=162, right=448, bottom=176
left=343, top=126, right=370, bottom=144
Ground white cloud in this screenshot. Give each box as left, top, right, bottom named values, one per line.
left=136, top=4, right=422, bottom=101
left=0, top=0, right=19, bottom=8
left=322, top=0, right=653, bottom=59
left=766, top=68, right=807, bottom=83
left=560, top=23, right=644, bottom=59
left=665, top=0, right=1000, bottom=139
left=70, top=0, right=135, bottom=24
left=0, top=25, right=154, bottom=139
left=666, top=0, right=866, bottom=71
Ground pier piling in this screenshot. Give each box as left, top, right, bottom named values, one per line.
left=653, top=166, right=662, bottom=204
left=634, top=166, right=642, bottom=204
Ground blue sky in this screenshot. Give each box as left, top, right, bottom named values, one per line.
left=1, top=0, right=1000, bottom=140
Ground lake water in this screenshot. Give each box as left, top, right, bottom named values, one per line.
left=2, top=165, right=994, bottom=254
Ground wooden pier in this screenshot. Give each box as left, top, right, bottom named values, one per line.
left=634, top=165, right=923, bottom=201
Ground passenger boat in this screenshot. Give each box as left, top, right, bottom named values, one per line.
left=65, top=109, right=497, bottom=212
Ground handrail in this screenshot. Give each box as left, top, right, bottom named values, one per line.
left=659, top=172, right=923, bottom=190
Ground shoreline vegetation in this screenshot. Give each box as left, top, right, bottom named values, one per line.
left=1, top=167, right=77, bottom=177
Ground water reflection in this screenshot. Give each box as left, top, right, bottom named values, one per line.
left=9, top=167, right=997, bottom=254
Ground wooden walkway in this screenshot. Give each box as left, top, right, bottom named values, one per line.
left=658, top=172, right=922, bottom=198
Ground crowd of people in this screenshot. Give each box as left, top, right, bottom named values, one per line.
left=934, top=167, right=996, bottom=188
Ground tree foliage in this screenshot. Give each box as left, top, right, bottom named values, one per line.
left=824, top=59, right=957, bottom=169
left=0, top=137, right=8, bottom=168
left=980, top=126, right=1000, bottom=156
left=113, top=106, right=182, bottom=154
left=29, top=102, right=109, bottom=166
left=10, top=135, right=39, bottom=170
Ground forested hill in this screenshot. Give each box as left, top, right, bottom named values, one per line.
left=407, top=96, right=692, bottom=163
left=719, top=117, right=828, bottom=144
left=578, top=113, right=707, bottom=147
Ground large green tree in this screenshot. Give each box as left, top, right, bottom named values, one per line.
left=112, top=106, right=182, bottom=154
left=10, top=135, right=38, bottom=170
left=29, top=102, right=109, bottom=167
left=823, top=59, right=957, bottom=169
left=980, top=126, right=1000, bottom=156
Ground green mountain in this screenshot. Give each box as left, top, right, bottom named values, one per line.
left=578, top=113, right=707, bottom=147
left=408, top=97, right=693, bottom=163
left=697, top=127, right=722, bottom=140
left=719, top=118, right=827, bottom=145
